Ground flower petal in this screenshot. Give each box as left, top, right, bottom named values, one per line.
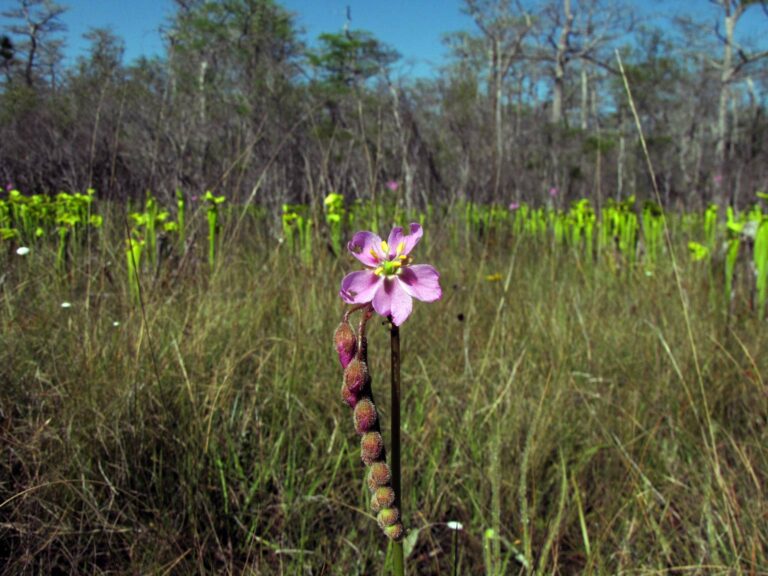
left=372, top=277, right=413, bottom=326
left=397, top=265, right=442, bottom=302
left=340, top=270, right=384, bottom=304
left=387, top=223, right=423, bottom=257
left=348, top=231, right=384, bottom=267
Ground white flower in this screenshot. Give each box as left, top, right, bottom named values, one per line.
left=60, top=302, right=72, bottom=309
left=447, top=521, right=463, bottom=531
left=112, top=321, right=120, bottom=327
left=15, top=246, right=30, bottom=256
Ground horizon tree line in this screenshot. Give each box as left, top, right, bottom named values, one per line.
left=1, top=0, right=767, bottom=212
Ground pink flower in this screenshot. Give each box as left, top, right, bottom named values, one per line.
left=386, top=180, right=399, bottom=192
left=713, top=174, right=723, bottom=185
left=508, top=202, right=520, bottom=211
left=340, top=223, right=442, bottom=326
left=549, top=187, right=559, bottom=198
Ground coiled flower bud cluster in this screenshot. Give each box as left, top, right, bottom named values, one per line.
left=334, top=308, right=404, bottom=541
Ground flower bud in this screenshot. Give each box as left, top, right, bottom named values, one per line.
left=340, top=382, right=359, bottom=408
left=367, top=461, right=391, bottom=491
left=373, top=486, right=395, bottom=509
left=377, top=507, right=400, bottom=528
left=370, top=492, right=382, bottom=514
left=334, top=320, right=357, bottom=368
left=353, top=398, right=377, bottom=434
left=343, top=359, right=368, bottom=396
left=383, top=522, right=405, bottom=541
left=341, top=358, right=368, bottom=407
left=360, top=431, right=384, bottom=465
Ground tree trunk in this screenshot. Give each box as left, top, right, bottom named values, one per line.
left=551, top=0, right=572, bottom=125
left=24, top=33, right=37, bottom=87
left=198, top=59, right=208, bottom=125
left=716, top=3, right=735, bottom=180
left=493, top=39, right=503, bottom=200
left=388, top=83, right=414, bottom=213
left=580, top=62, right=589, bottom=131
left=618, top=107, right=626, bottom=200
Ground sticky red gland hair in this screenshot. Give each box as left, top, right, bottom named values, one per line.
left=367, top=462, right=391, bottom=490
left=353, top=398, right=377, bottom=434
left=360, top=432, right=384, bottom=465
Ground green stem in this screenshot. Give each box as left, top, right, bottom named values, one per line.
left=390, top=321, right=404, bottom=576
left=208, top=210, right=217, bottom=271
left=452, top=528, right=458, bottom=576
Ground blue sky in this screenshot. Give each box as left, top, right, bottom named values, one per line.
left=6, top=0, right=768, bottom=77
left=48, top=0, right=474, bottom=76
left=283, top=0, right=473, bottom=77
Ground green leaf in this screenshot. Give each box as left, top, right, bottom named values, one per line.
left=0, top=227, right=19, bottom=240
left=324, top=192, right=344, bottom=207
left=403, top=527, right=420, bottom=559
left=688, top=241, right=709, bottom=261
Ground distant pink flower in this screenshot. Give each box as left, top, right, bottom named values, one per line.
left=190, top=195, right=199, bottom=202
left=549, top=187, right=559, bottom=198
left=713, top=174, right=723, bottom=185
left=508, top=202, right=520, bottom=211
left=386, top=180, right=399, bottom=192
left=340, top=223, right=441, bottom=326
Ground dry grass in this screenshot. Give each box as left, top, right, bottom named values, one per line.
left=1, top=212, right=766, bottom=574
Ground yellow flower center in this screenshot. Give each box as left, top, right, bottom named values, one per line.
left=371, top=241, right=411, bottom=276
left=370, top=239, right=411, bottom=276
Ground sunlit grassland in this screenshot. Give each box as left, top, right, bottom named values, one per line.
left=1, top=210, right=766, bottom=575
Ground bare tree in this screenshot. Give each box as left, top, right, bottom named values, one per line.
left=460, top=0, right=533, bottom=198
left=2, top=0, right=66, bottom=88
left=536, top=0, right=631, bottom=126
left=710, top=0, right=768, bottom=189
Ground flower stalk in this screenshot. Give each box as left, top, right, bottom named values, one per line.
left=390, top=319, right=404, bottom=576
